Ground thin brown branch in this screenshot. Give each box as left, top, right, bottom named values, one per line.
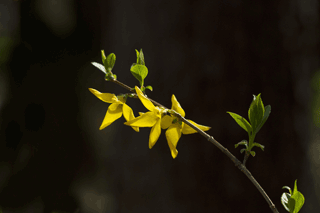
left=111, top=79, right=167, bottom=109
left=174, top=114, right=279, bottom=213
left=109, top=78, right=279, bottom=213
left=112, top=79, right=134, bottom=91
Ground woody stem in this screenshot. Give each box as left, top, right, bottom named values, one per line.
left=108, top=78, right=279, bottom=213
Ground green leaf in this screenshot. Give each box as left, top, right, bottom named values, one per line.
left=282, top=186, right=292, bottom=195
left=135, top=49, right=140, bottom=63
left=248, top=94, right=265, bottom=134
left=250, top=151, right=256, bottom=157
left=255, top=105, right=271, bottom=134
left=281, top=180, right=304, bottom=213
left=281, top=192, right=291, bottom=212
left=135, top=49, right=145, bottom=65
left=235, top=140, right=248, bottom=148
left=290, top=180, right=305, bottom=213
left=252, top=142, right=265, bottom=151
left=105, top=53, right=116, bottom=73
left=101, top=50, right=106, bottom=65
left=145, top=85, right=153, bottom=91
left=293, top=180, right=298, bottom=193
left=227, top=112, right=252, bottom=133
left=91, top=62, right=106, bottom=74
left=130, top=64, right=148, bottom=86
left=240, top=148, right=246, bottom=153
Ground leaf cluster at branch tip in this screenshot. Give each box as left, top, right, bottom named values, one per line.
left=227, top=94, right=271, bottom=157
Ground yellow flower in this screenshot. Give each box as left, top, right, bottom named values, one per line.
left=89, top=88, right=139, bottom=132
left=161, top=95, right=211, bottom=159
left=124, top=86, right=166, bottom=149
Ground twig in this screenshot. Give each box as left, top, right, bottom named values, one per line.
left=109, top=78, right=279, bottom=213
left=243, top=152, right=250, bottom=166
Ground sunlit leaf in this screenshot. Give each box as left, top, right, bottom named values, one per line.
left=281, top=192, right=291, bottom=212
left=248, top=94, right=264, bottom=133
left=145, top=85, right=153, bottom=91
left=130, top=64, right=148, bottom=86
left=255, top=105, right=271, bottom=134
left=91, top=62, right=106, bottom=74
left=227, top=112, right=252, bottom=133
left=105, top=53, right=116, bottom=73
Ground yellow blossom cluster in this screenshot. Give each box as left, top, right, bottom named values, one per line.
left=89, top=86, right=210, bottom=158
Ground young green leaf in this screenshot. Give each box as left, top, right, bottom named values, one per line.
left=291, top=191, right=304, bottom=213
left=250, top=151, right=256, bottom=157
left=282, top=186, right=292, bottom=195
left=227, top=112, right=252, bottom=133
left=281, top=180, right=304, bottom=213
left=258, top=94, right=265, bottom=116
left=255, top=105, right=271, bottom=134
left=105, top=53, right=116, bottom=73
left=289, top=180, right=305, bottom=213
left=91, top=62, right=107, bottom=74
left=130, top=64, right=148, bottom=86
left=135, top=49, right=140, bottom=63
left=281, top=192, right=291, bottom=212
left=235, top=140, right=248, bottom=148
left=145, top=85, right=153, bottom=91
left=288, top=197, right=296, bottom=213
left=101, top=50, right=106, bottom=65
left=252, top=142, right=265, bottom=151
left=138, top=49, right=145, bottom=65
left=248, top=94, right=265, bottom=134
left=135, top=49, right=145, bottom=65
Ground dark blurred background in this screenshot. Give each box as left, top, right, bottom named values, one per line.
left=0, top=0, right=319, bottom=212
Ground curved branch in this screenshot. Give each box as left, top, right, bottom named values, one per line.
left=109, top=78, right=279, bottom=213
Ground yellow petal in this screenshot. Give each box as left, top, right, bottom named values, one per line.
left=122, top=103, right=139, bottom=132
left=89, top=88, right=119, bottom=104
left=149, top=118, right=161, bottom=149
left=182, top=119, right=211, bottom=134
left=135, top=86, right=155, bottom=111
left=171, top=94, right=185, bottom=117
left=124, top=111, right=158, bottom=127
left=99, top=103, right=123, bottom=130
left=165, top=123, right=181, bottom=159
left=161, top=115, right=174, bottom=129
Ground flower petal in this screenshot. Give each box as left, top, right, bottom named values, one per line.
left=124, top=111, right=158, bottom=127
left=165, top=123, right=181, bottom=159
left=99, top=103, right=123, bottom=130
left=182, top=119, right=211, bottom=134
left=171, top=94, right=185, bottom=117
left=149, top=118, right=161, bottom=149
left=122, top=103, right=139, bottom=132
left=89, top=88, right=119, bottom=104
left=161, top=115, right=174, bottom=129
left=135, top=86, right=155, bottom=111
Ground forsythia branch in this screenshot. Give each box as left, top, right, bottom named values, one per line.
left=109, top=78, right=279, bottom=213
